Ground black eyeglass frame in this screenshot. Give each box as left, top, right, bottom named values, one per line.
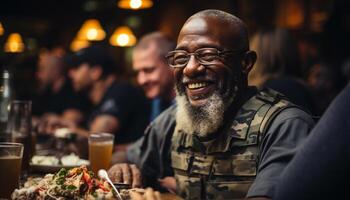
left=165, top=47, right=244, bottom=68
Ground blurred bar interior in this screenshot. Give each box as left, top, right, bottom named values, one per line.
left=0, top=0, right=349, bottom=104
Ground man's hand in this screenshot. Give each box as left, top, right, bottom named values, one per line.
left=108, top=163, right=142, bottom=188
left=158, top=176, right=177, bottom=193
left=130, top=188, right=161, bottom=200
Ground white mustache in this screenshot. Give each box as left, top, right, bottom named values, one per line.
left=181, top=76, right=216, bottom=84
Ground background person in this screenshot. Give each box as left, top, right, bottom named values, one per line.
left=33, top=47, right=90, bottom=134
left=307, top=61, right=340, bottom=115
left=248, top=28, right=314, bottom=113
left=274, top=83, right=350, bottom=200
left=119, top=32, right=176, bottom=164
left=66, top=45, right=150, bottom=150
left=132, top=32, right=176, bottom=121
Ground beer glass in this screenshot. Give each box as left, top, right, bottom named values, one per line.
left=8, top=100, right=33, bottom=177
left=88, top=133, right=114, bottom=174
left=0, top=142, right=23, bottom=199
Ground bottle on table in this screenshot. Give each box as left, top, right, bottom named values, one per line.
left=0, top=69, right=13, bottom=141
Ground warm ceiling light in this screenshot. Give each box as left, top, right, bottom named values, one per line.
left=118, top=0, right=153, bottom=10
left=77, top=19, right=106, bottom=41
left=0, top=22, right=4, bottom=36
left=70, top=37, right=90, bottom=52
left=130, top=0, right=142, bottom=9
left=4, top=33, right=25, bottom=53
left=109, top=26, right=137, bottom=47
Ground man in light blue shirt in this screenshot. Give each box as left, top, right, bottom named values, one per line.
left=111, top=32, right=176, bottom=164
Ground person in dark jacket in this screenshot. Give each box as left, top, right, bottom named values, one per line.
left=274, top=84, right=350, bottom=200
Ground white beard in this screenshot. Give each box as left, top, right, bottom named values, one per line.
left=175, top=91, right=230, bottom=137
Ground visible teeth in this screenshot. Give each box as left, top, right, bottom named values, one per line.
left=188, top=82, right=208, bottom=89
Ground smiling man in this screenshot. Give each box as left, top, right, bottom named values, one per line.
left=132, top=32, right=176, bottom=121
left=109, top=10, right=314, bottom=200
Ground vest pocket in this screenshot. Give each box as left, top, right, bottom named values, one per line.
left=205, top=180, right=253, bottom=200
left=175, top=174, right=202, bottom=200
left=213, top=154, right=257, bottom=176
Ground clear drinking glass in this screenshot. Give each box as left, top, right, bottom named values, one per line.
left=0, top=142, right=23, bottom=199
left=88, top=133, right=114, bottom=174
left=8, top=100, right=33, bottom=177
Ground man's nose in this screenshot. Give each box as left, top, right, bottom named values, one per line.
left=183, top=55, right=205, bottom=77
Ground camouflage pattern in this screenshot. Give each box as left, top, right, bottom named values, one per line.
left=171, top=88, right=295, bottom=200
left=175, top=174, right=202, bottom=199
left=206, top=180, right=253, bottom=199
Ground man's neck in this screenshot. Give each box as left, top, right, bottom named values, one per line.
left=224, top=86, right=257, bottom=123
left=90, top=75, right=116, bottom=105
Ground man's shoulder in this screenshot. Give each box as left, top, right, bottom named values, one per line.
left=261, top=106, right=315, bottom=142
left=254, top=87, right=313, bottom=123
left=273, top=107, right=314, bottom=126
left=244, top=87, right=314, bottom=134
left=271, top=107, right=315, bottom=130
left=137, top=104, right=176, bottom=150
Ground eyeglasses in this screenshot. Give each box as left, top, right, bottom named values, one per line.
left=165, top=47, right=242, bottom=68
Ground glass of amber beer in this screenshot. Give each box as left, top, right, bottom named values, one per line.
left=8, top=100, right=33, bottom=178
left=0, top=142, right=23, bottom=199
left=88, top=133, right=114, bottom=174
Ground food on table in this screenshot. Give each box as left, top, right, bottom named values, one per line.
left=12, top=166, right=114, bottom=200
left=54, top=128, right=73, bottom=138
left=60, top=153, right=89, bottom=166
left=31, top=153, right=89, bottom=166
left=12, top=165, right=146, bottom=200
left=31, top=155, right=59, bottom=165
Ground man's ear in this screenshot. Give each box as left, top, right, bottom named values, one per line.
left=241, top=50, right=257, bottom=75
left=90, top=65, right=103, bottom=81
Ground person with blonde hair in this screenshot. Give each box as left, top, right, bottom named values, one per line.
left=249, top=28, right=314, bottom=112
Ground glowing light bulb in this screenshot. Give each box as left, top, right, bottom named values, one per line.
left=109, top=26, right=136, bottom=47
left=118, top=0, right=152, bottom=10
left=130, top=0, right=142, bottom=9
left=87, top=29, right=98, bottom=40
left=117, top=34, right=130, bottom=46
left=77, top=19, right=105, bottom=41
left=4, top=33, right=25, bottom=53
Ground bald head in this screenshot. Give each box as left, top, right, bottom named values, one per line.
left=173, top=9, right=257, bottom=108
left=179, top=9, right=249, bottom=51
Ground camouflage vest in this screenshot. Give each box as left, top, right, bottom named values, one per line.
left=171, top=88, right=294, bottom=200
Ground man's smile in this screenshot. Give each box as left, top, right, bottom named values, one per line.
left=182, top=79, right=217, bottom=105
